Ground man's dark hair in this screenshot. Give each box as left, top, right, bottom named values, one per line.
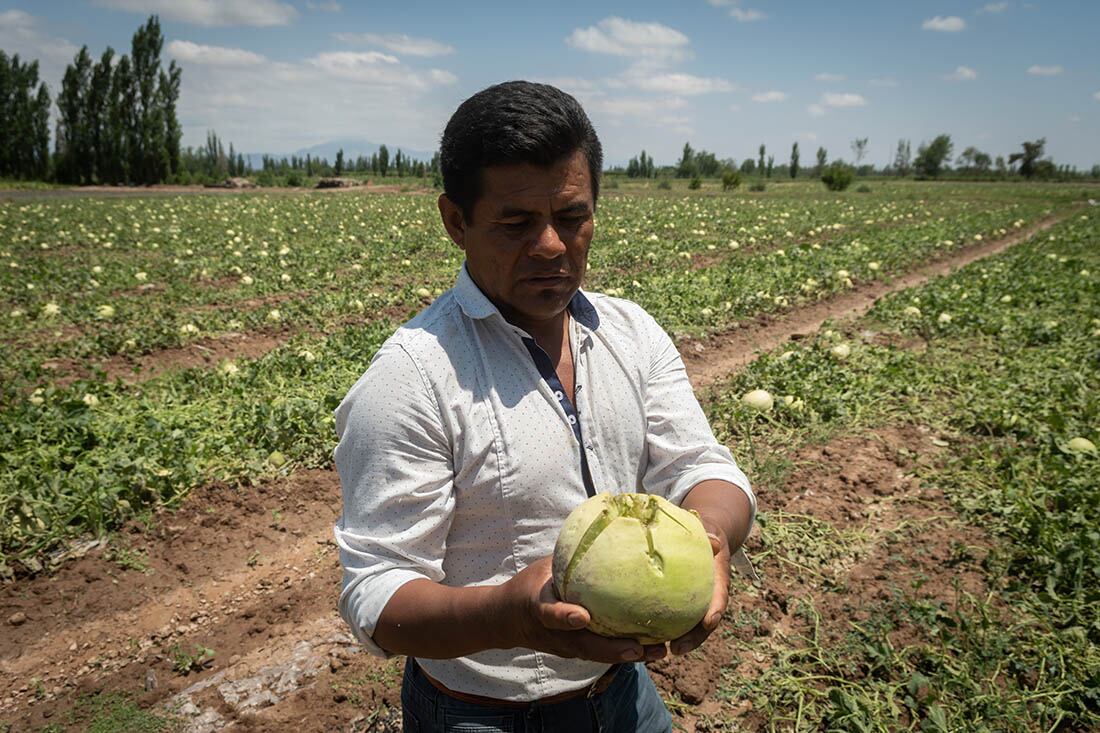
left=440, top=80, right=603, bottom=221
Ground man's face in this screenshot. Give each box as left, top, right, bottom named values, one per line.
left=439, top=149, right=595, bottom=328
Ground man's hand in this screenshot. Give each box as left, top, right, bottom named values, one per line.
left=669, top=524, right=730, bottom=656
left=499, top=556, right=666, bottom=664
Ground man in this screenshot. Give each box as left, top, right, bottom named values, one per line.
left=334, top=81, right=755, bottom=732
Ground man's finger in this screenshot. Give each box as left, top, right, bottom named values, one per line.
left=536, top=599, right=591, bottom=631
left=535, top=579, right=591, bottom=630
left=707, top=550, right=731, bottom=627
left=562, top=630, right=645, bottom=664
left=669, top=620, right=709, bottom=656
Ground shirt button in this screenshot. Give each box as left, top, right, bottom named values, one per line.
left=568, top=415, right=577, bottom=425
left=554, top=390, right=564, bottom=401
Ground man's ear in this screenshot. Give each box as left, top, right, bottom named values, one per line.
left=437, top=194, right=467, bottom=250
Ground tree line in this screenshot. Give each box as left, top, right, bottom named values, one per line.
left=0, top=52, right=51, bottom=180
left=53, top=16, right=181, bottom=185
left=618, top=135, right=1098, bottom=183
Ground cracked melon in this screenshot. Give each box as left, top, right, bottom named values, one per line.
left=552, top=493, right=714, bottom=643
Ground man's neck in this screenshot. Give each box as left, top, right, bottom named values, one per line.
left=503, top=307, right=569, bottom=354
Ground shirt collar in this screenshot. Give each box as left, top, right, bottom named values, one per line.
left=454, top=263, right=600, bottom=331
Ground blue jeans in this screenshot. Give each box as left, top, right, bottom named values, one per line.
left=400, top=658, right=673, bottom=732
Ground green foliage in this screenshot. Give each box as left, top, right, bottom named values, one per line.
left=62, top=691, right=182, bottom=732
left=688, top=176, right=702, bottom=190
left=856, top=183, right=872, bottom=193
left=657, top=178, right=672, bottom=190
left=708, top=212, right=1100, bottom=729
left=748, top=180, right=766, bottom=192
left=1009, top=138, right=1046, bottom=179
left=894, top=139, right=912, bottom=177
left=170, top=642, right=216, bottom=674
left=789, top=141, right=800, bottom=179
left=0, top=51, right=51, bottom=179
left=914, top=134, right=954, bottom=179
left=626, top=150, right=656, bottom=178
left=0, top=186, right=1070, bottom=561
left=53, top=15, right=180, bottom=185
left=721, top=170, right=742, bottom=191
left=821, top=161, right=855, bottom=191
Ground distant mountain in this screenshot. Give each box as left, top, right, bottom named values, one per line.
left=244, top=138, right=436, bottom=170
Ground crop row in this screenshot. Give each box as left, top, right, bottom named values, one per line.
left=699, top=211, right=1098, bottom=729
left=0, top=193, right=1076, bottom=564
left=1, top=190, right=1048, bottom=378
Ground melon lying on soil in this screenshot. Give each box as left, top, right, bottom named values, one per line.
left=552, top=493, right=714, bottom=644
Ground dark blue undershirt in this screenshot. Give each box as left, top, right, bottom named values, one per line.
left=521, top=336, right=598, bottom=498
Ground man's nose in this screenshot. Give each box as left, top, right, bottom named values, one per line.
left=530, top=222, right=568, bottom=258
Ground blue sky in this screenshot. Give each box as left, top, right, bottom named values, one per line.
left=2, top=0, right=1098, bottom=168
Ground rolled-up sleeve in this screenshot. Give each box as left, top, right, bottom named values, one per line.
left=639, top=314, right=756, bottom=525
left=333, top=343, right=455, bottom=657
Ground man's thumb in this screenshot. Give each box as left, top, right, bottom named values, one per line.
left=538, top=601, right=590, bottom=631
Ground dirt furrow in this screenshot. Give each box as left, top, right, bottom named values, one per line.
left=681, top=212, right=1068, bottom=389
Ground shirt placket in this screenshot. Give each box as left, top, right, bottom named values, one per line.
left=571, top=318, right=600, bottom=494
left=515, top=322, right=597, bottom=497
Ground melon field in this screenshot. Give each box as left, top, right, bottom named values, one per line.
left=0, top=180, right=1097, bottom=732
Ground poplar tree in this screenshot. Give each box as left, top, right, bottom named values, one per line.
left=789, top=142, right=800, bottom=179
left=56, top=46, right=92, bottom=183
left=0, top=52, right=51, bottom=179
left=87, top=48, right=115, bottom=182
left=378, top=144, right=390, bottom=176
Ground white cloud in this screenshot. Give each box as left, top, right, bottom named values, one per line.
left=635, top=73, right=734, bottom=95
left=1069, top=114, right=1080, bottom=123
left=95, top=0, right=297, bottom=27
left=799, top=132, right=818, bottom=141
left=751, top=90, right=788, bottom=102
left=535, top=77, right=601, bottom=95
left=729, top=103, right=741, bottom=112
left=730, top=8, right=766, bottom=22
left=807, top=92, right=867, bottom=117
left=175, top=49, right=460, bottom=155
left=978, top=2, right=1009, bottom=13
left=815, top=72, right=845, bottom=82
left=594, top=96, right=687, bottom=116
left=1094, top=91, right=1100, bottom=102
left=306, top=0, right=341, bottom=11
left=0, top=8, right=80, bottom=107
left=308, top=51, right=456, bottom=90
left=1026, top=64, right=1063, bottom=76
left=922, top=15, right=967, bottom=32
left=168, top=40, right=266, bottom=66
left=945, top=65, right=978, bottom=81
left=0, top=9, right=79, bottom=66
left=333, top=32, right=455, bottom=57
left=822, top=92, right=866, bottom=108
left=869, top=77, right=898, bottom=87
left=566, top=17, right=690, bottom=62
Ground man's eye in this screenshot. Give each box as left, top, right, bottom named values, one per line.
left=502, top=220, right=529, bottom=232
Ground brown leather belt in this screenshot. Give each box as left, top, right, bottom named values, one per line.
left=416, top=661, right=622, bottom=708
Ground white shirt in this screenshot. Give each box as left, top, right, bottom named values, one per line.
left=333, top=264, right=755, bottom=702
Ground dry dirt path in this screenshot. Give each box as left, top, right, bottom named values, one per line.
left=0, top=210, right=1066, bottom=731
